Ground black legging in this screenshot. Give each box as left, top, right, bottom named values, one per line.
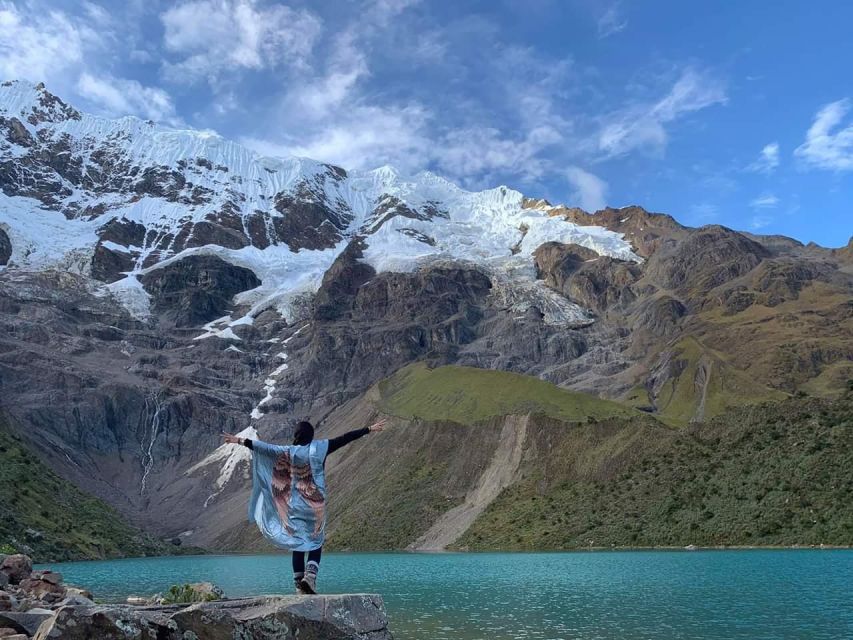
left=292, top=548, right=322, bottom=574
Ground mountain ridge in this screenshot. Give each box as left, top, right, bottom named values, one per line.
left=1, top=80, right=851, bottom=555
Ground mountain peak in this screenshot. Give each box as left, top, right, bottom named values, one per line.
left=0, top=79, right=81, bottom=126
left=0, top=82, right=639, bottom=328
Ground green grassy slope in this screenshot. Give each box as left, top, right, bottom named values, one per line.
left=632, top=337, right=789, bottom=426
left=457, top=392, right=853, bottom=549
left=0, top=418, right=191, bottom=562
left=379, top=363, right=638, bottom=423
left=323, top=364, right=658, bottom=550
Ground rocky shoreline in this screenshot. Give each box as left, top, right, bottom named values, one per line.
left=0, top=554, right=393, bottom=639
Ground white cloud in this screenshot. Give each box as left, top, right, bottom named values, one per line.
left=258, top=103, right=431, bottom=173
left=749, top=193, right=779, bottom=209
left=0, top=2, right=96, bottom=83
left=288, top=29, right=368, bottom=119
left=77, top=72, right=176, bottom=122
left=750, top=215, right=772, bottom=229
left=161, top=0, right=322, bottom=83
left=436, top=126, right=553, bottom=185
left=565, top=166, right=608, bottom=211
left=598, top=4, right=627, bottom=38
left=794, top=99, right=853, bottom=171
left=747, top=141, right=780, bottom=173
left=598, top=68, right=727, bottom=157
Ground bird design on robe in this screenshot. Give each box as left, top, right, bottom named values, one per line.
left=272, top=451, right=295, bottom=535
left=272, top=449, right=326, bottom=535
left=294, top=460, right=326, bottom=534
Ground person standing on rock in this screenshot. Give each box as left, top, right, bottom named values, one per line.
left=222, top=418, right=387, bottom=594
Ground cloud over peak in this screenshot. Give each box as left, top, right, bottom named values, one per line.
left=795, top=98, right=853, bottom=172
left=161, top=0, right=323, bottom=83
left=77, top=72, right=176, bottom=123
left=566, top=166, right=608, bottom=212
left=598, top=68, right=727, bottom=157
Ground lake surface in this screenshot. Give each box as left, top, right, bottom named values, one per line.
left=41, top=550, right=851, bottom=640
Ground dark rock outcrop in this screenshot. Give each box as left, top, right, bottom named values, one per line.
left=0, top=228, right=11, bottom=266
left=91, top=244, right=134, bottom=283
left=140, top=255, right=261, bottom=327
left=313, top=239, right=376, bottom=321
left=282, top=263, right=494, bottom=412
left=33, top=595, right=392, bottom=640
left=273, top=178, right=354, bottom=251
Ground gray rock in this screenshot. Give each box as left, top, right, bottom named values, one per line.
left=64, top=587, right=93, bottom=601
left=33, top=594, right=392, bottom=639
left=32, top=571, right=62, bottom=586
left=0, top=610, right=53, bottom=636
left=0, top=591, right=14, bottom=612
left=0, top=572, right=8, bottom=590
left=0, top=227, right=11, bottom=266
left=53, top=594, right=95, bottom=608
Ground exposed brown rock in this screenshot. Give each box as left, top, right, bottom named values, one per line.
left=0, top=557, right=30, bottom=586
left=534, top=242, right=639, bottom=312
left=644, top=225, right=770, bottom=299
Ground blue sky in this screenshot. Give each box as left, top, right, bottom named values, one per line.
left=1, top=0, right=851, bottom=247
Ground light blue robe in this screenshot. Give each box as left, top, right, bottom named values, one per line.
left=248, top=438, right=330, bottom=551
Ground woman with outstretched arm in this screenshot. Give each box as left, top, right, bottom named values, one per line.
left=222, top=417, right=387, bottom=594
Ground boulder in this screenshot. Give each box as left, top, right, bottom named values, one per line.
left=18, top=575, right=66, bottom=602
left=34, top=594, right=392, bottom=639
left=0, top=557, right=31, bottom=585
left=0, top=610, right=53, bottom=636
left=64, top=586, right=93, bottom=601
left=0, top=573, right=7, bottom=590
left=31, top=571, right=62, bottom=586
left=54, top=594, right=95, bottom=609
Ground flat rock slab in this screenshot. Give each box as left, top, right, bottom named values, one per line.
left=0, top=610, right=53, bottom=636
left=34, top=594, right=393, bottom=639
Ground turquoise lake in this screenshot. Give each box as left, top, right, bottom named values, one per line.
left=41, top=550, right=851, bottom=639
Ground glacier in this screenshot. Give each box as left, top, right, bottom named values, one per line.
left=0, top=80, right=639, bottom=327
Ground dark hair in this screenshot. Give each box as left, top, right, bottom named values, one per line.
left=293, top=420, right=314, bottom=445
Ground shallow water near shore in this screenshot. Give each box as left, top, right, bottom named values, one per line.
left=41, top=550, right=851, bottom=639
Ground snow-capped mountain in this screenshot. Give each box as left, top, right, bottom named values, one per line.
left=0, top=80, right=637, bottom=327
left=5, top=80, right=848, bottom=555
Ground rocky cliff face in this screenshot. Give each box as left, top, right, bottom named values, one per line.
left=1, top=81, right=851, bottom=553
